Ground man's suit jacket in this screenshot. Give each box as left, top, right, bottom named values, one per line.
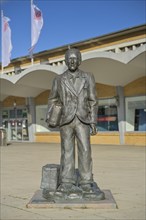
left=47, top=69, right=97, bottom=126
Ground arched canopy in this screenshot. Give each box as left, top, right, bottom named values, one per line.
left=0, top=49, right=145, bottom=101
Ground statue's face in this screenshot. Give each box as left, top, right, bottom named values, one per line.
left=66, top=51, right=80, bottom=72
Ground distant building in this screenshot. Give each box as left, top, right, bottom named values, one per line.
left=0, top=24, right=146, bottom=146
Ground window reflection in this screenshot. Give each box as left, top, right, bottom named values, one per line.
left=126, top=96, right=146, bottom=131
left=97, top=105, right=118, bottom=131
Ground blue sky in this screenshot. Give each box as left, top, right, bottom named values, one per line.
left=0, top=0, right=146, bottom=60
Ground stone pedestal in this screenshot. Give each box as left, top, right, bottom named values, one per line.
left=26, top=163, right=118, bottom=209
left=26, top=189, right=118, bottom=209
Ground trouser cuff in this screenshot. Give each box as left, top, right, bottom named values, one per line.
left=79, top=179, right=94, bottom=185
left=61, top=178, right=76, bottom=185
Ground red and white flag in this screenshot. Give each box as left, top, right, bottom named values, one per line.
left=29, top=2, right=43, bottom=54
left=2, top=14, right=12, bottom=67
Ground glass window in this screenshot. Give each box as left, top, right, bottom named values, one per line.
left=135, top=109, right=146, bottom=131
left=97, top=98, right=118, bottom=131
left=10, top=109, right=16, bottom=118
left=97, top=105, right=118, bottom=131
left=8, top=108, right=27, bottom=119
left=2, top=110, right=9, bottom=119
left=22, top=109, right=27, bottom=118
left=17, top=109, right=23, bottom=118
left=125, top=96, right=146, bottom=131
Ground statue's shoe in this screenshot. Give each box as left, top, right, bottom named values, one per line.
left=80, top=183, right=94, bottom=193
left=80, top=183, right=105, bottom=200
left=57, top=183, right=82, bottom=193
left=83, top=190, right=105, bottom=200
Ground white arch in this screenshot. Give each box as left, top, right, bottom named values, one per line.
left=0, top=46, right=145, bottom=100
left=0, top=64, right=67, bottom=84
left=82, top=44, right=146, bottom=64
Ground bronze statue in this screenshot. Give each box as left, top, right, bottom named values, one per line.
left=46, top=48, right=104, bottom=200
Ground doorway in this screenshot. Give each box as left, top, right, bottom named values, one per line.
left=10, top=119, right=29, bottom=141
left=2, top=108, right=29, bottom=141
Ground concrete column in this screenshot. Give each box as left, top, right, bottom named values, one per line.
left=116, top=86, right=126, bottom=145
left=27, top=97, right=36, bottom=142
left=0, top=101, right=3, bottom=127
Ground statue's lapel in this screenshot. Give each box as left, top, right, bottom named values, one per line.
left=61, top=71, right=78, bottom=96
left=61, top=70, right=86, bottom=96
left=76, top=71, right=86, bottom=95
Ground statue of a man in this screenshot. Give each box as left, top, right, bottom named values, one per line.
left=46, top=48, right=104, bottom=198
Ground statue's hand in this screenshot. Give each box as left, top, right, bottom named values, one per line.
left=90, top=124, right=97, bottom=136
left=46, top=118, right=56, bottom=128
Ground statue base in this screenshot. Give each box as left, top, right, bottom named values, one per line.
left=27, top=164, right=117, bottom=208
left=26, top=189, right=117, bottom=209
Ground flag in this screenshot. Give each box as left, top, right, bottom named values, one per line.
left=2, top=14, right=12, bottom=67
left=29, top=2, right=43, bottom=54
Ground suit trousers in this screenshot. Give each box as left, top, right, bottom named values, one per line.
left=60, top=116, right=93, bottom=185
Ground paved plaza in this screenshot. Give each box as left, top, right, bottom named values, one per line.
left=0, top=142, right=145, bottom=220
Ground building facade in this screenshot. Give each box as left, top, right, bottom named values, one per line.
left=0, top=24, right=146, bottom=146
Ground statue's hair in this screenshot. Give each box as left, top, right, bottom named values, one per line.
left=65, top=48, right=82, bottom=63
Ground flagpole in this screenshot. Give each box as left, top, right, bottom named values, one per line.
left=30, top=0, right=34, bottom=65
left=1, top=10, right=4, bottom=73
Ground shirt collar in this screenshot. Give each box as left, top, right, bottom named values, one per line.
left=68, top=70, right=80, bottom=79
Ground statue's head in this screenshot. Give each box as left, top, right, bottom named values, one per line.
left=65, top=48, right=82, bottom=72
